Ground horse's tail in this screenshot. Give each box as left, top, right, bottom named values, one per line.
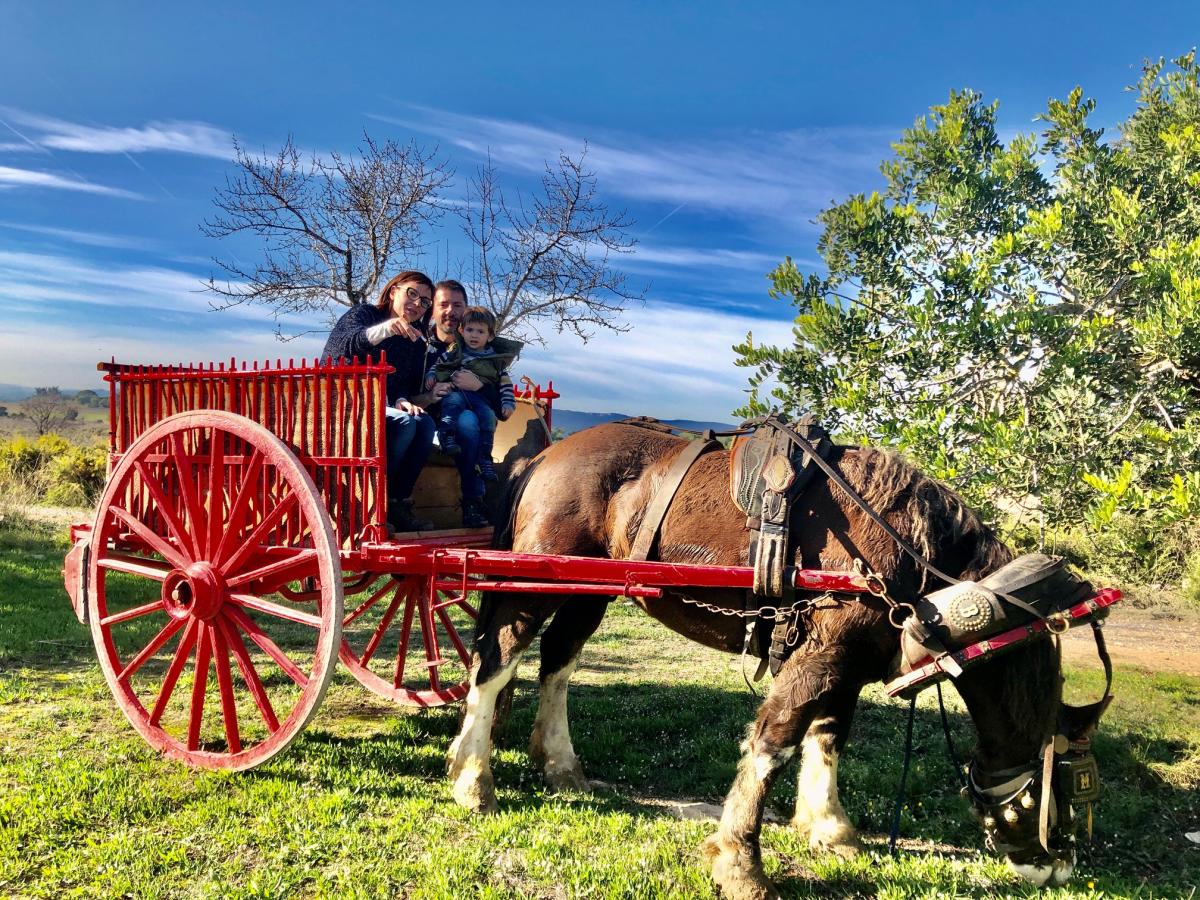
left=491, top=455, right=539, bottom=551
left=474, top=456, right=542, bottom=644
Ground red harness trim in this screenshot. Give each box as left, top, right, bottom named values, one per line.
left=884, top=588, right=1124, bottom=698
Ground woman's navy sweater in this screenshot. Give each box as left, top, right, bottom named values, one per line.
left=322, top=304, right=428, bottom=404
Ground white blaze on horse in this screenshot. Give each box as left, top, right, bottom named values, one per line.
left=446, top=420, right=1113, bottom=898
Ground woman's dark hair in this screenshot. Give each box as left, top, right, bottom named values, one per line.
left=374, top=271, right=435, bottom=311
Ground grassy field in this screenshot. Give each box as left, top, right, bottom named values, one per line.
left=1, top=515, right=1197, bottom=899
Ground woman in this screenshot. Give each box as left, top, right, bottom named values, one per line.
left=323, top=270, right=452, bottom=533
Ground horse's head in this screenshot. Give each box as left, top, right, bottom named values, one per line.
left=954, top=643, right=1109, bottom=886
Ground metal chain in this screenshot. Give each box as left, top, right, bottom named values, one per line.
left=673, top=591, right=831, bottom=621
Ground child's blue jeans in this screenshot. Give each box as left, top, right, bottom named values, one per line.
left=438, top=389, right=496, bottom=500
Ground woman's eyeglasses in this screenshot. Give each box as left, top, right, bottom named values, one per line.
left=406, top=287, right=432, bottom=308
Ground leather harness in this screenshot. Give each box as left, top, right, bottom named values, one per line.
left=622, top=414, right=832, bottom=676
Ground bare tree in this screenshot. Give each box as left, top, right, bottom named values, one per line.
left=203, top=134, right=452, bottom=327
left=24, top=388, right=69, bottom=436
left=463, top=149, right=644, bottom=342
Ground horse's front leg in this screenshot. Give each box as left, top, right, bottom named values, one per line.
left=447, top=594, right=549, bottom=813
left=528, top=598, right=608, bottom=792
left=791, top=689, right=865, bottom=859
left=702, top=649, right=847, bottom=900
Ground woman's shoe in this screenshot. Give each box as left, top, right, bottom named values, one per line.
left=389, top=498, right=435, bottom=533
left=461, top=497, right=491, bottom=529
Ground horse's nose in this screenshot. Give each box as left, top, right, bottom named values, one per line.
left=1007, top=852, right=1075, bottom=887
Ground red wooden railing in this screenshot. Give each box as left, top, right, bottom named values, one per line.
left=100, top=356, right=392, bottom=549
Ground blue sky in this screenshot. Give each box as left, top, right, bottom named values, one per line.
left=1, top=1, right=1196, bottom=419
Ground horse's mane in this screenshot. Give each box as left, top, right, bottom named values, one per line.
left=834, top=446, right=1013, bottom=591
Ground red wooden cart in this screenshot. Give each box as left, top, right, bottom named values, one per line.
left=60, top=356, right=1013, bottom=772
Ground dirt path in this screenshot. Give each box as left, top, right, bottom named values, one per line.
left=1060, top=603, right=1200, bottom=677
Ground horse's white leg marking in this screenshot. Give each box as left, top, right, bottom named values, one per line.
left=529, top=655, right=590, bottom=792
left=447, top=656, right=520, bottom=814
left=701, top=737, right=794, bottom=900
left=791, top=724, right=862, bottom=858
left=1010, top=853, right=1074, bottom=887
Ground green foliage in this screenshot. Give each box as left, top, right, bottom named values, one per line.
left=0, top=434, right=106, bottom=507
left=737, top=54, right=1200, bottom=573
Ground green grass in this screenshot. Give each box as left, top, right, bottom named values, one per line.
left=1, top=516, right=1197, bottom=898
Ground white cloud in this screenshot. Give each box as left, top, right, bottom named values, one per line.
left=520, top=302, right=796, bottom=421
left=0, top=249, right=315, bottom=332
left=0, top=109, right=232, bottom=159
left=0, top=321, right=326, bottom=391
left=0, top=165, right=140, bottom=198
left=373, top=106, right=891, bottom=224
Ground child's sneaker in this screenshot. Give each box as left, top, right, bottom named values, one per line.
left=437, top=425, right=461, bottom=457
left=478, top=459, right=499, bottom=483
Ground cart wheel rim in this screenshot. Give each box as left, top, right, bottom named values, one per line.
left=338, top=574, right=475, bottom=707
left=88, top=411, right=343, bottom=770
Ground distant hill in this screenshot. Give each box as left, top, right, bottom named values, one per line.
left=0, top=385, right=110, bottom=402
left=549, top=408, right=735, bottom=436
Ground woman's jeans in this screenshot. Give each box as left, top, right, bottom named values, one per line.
left=438, top=390, right=495, bottom=500
left=384, top=407, right=435, bottom=502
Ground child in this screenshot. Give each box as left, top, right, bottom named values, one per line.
left=425, top=307, right=521, bottom=526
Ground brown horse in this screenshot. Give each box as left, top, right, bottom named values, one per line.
left=446, top=423, right=1104, bottom=898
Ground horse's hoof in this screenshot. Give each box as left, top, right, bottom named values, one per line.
left=450, top=766, right=498, bottom=814
left=544, top=761, right=591, bottom=793
left=792, top=815, right=863, bottom=860
left=700, top=835, right=779, bottom=900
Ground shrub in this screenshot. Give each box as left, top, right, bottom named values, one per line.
left=0, top=434, right=107, bottom=508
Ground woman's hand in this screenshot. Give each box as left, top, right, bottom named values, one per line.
left=388, top=317, right=423, bottom=341
left=451, top=369, right=484, bottom=391
left=395, top=398, right=424, bottom=416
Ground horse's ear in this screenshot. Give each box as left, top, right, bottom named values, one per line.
left=1061, top=696, right=1113, bottom=742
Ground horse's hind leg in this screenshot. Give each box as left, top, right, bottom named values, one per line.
left=701, top=648, right=852, bottom=900
left=529, top=598, right=608, bottom=792
left=791, top=687, right=865, bottom=859
left=447, top=593, right=552, bottom=814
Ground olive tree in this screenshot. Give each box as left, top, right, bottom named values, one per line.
left=736, top=54, right=1200, bottom=550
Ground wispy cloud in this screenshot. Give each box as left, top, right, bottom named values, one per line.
left=626, top=243, right=783, bottom=272
left=0, top=108, right=232, bottom=158
left=0, top=248, right=296, bottom=326
left=0, top=220, right=160, bottom=250
left=0, top=165, right=141, bottom=197
left=373, top=106, right=892, bottom=225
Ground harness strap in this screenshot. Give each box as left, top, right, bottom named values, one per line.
left=628, top=437, right=721, bottom=561
left=889, top=695, right=918, bottom=856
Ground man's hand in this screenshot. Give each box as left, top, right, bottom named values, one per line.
left=450, top=369, right=484, bottom=391
left=395, top=398, right=424, bottom=416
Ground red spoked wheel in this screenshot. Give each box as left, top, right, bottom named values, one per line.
left=88, top=412, right=343, bottom=770
left=339, top=575, right=477, bottom=706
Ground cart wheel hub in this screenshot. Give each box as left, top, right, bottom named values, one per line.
left=162, top=562, right=226, bottom=621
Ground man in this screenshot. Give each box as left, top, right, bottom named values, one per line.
left=420, top=280, right=492, bottom=527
